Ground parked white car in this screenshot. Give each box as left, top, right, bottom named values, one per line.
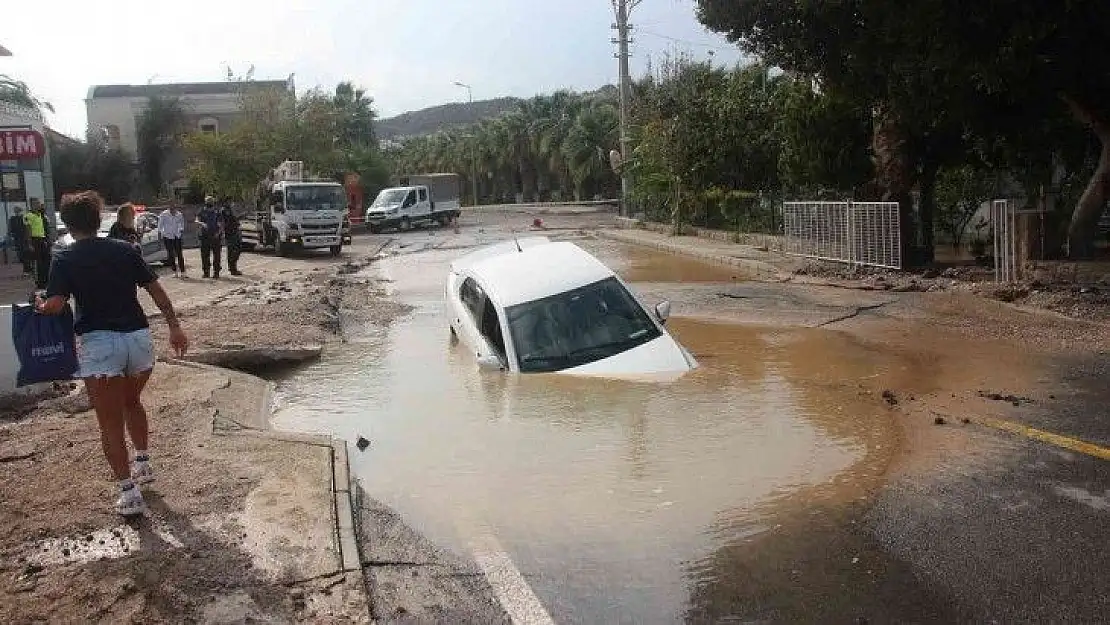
left=445, top=237, right=697, bottom=377
left=52, top=210, right=168, bottom=266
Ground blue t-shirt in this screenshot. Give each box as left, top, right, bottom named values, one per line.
left=46, top=238, right=157, bottom=335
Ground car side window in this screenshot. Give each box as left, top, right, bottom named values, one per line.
left=480, top=298, right=507, bottom=360
left=404, top=191, right=416, bottom=208
left=418, top=188, right=427, bottom=202
left=460, top=277, right=483, bottom=318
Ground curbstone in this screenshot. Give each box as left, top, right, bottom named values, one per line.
left=332, top=439, right=350, bottom=493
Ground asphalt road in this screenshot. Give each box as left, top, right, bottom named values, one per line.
left=264, top=209, right=1109, bottom=624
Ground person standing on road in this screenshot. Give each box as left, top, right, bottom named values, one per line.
left=219, top=200, right=243, bottom=276
left=107, top=203, right=141, bottom=249
left=158, top=205, right=186, bottom=278
left=8, top=205, right=30, bottom=276
left=24, top=199, right=49, bottom=289
left=36, top=190, right=189, bottom=516
left=196, top=196, right=224, bottom=279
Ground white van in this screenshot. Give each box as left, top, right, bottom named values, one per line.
left=366, top=173, right=462, bottom=233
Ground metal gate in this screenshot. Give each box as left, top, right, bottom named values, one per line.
left=782, top=201, right=902, bottom=269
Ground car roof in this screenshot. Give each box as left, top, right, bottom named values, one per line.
left=465, top=240, right=615, bottom=307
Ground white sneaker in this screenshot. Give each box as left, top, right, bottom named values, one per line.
left=132, top=461, right=155, bottom=486
left=116, top=487, right=146, bottom=516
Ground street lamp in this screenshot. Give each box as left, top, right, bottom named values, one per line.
left=453, top=81, right=479, bottom=207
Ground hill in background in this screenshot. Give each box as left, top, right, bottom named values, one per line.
left=376, top=97, right=521, bottom=140
left=376, top=86, right=618, bottom=141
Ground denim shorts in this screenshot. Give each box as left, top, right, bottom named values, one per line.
left=77, top=328, right=155, bottom=378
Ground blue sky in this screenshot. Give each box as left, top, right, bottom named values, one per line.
left=3, top=0, right=744, bottom=138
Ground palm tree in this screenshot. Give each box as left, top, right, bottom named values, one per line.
left=0, top=75, right=52, bottom=117
left=564, top=100, right=620, bottom=200
left=136, top=95, right=187, bottom=199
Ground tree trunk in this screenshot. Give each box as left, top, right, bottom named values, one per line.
left=871, top=103, right=917, bottom=267
left=1064, top=95, right=1110, bottom=260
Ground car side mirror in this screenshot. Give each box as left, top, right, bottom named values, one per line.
left=476, top=354, right=504, bottom=372
left=655, top=300, right=672, bottom=324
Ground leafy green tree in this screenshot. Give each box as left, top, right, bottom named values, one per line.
left=934, top=165, right=1000, bottom=253
left=184, top=82, right=391, bottom=203
left=696, top=0, right=1110, bottom=260
left=0, top=75, right=52, bottom=114
left=49, top=134, right=133, bottom=203
left=136, top=96, right=187, bottom=199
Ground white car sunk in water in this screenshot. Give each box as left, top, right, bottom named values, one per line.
left=445, top=236, right=697, bottom=377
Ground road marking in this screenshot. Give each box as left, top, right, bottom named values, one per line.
left=469, top=534, right=556, bottom=625
left=978, top=416, right=1110, bottom=461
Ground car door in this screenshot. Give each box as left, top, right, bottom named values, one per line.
left=138, top=214, right=162, bottom=260
left=456, top=276, right=485, bottom=356
left=417, top=187, right=431, bottom=216
left=402, top=190, right=417, bottom=218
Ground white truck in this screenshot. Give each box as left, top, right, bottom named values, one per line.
left=365, top=173, right=462, bottom=234
left=241, top=160, right=353, bottom=257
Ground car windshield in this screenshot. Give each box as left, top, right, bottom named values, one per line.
left=505, top=276, right=662, bottom=373
left=285, top=185, right=345, bottom=211
left=372, top=189, right=408, bottom=207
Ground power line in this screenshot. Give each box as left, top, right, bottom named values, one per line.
left=637, top=29, right=737, bottom=52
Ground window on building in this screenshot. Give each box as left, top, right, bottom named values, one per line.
left=198, top=117, right=219, bottom=133
left=102, top=125, right=121, bottom=149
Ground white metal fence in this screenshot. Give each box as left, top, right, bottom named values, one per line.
left=782, top=201, right=902, bottom=269
left=992, top=199, right=1017, bottom=282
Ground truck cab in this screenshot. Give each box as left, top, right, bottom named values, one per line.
left=241, top=161, right=353, bottom=256
left=366, top=173, right=461, bottom=233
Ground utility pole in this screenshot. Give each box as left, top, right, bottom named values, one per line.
left=612, top=0, right=639, bottom=217
left=453, top=81, right=480, bottom=207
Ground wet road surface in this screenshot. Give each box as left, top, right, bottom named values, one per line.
left=269, top=226, right=973, bottom=622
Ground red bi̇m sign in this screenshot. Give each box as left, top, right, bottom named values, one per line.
left=0, top=129, right=45, bottom=160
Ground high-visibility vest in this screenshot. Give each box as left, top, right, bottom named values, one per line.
left=24, top=211, right=45, bottom=239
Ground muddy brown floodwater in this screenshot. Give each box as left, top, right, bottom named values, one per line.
left=271, top=237, right=920, bottom=623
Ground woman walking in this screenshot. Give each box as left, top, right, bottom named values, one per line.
left=36, top=191, right=189, bottom=516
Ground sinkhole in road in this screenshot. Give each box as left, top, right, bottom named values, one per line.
left=270, top=239, right=902, bottom=623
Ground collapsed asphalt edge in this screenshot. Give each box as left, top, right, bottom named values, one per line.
left=165, top=357, right=370, bottom=610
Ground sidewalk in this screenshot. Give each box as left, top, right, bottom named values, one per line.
left=597, top=227, right=797, bottom=280
left=0, top=360, right=368, bottom=623
left=0, top=247, right=379, bottom=623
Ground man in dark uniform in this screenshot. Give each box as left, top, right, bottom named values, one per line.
left=8, top=206, right=29, bottom=275
left=195, top=196, right=223, bottom=279
left=219, top=200, right=242, bottom=276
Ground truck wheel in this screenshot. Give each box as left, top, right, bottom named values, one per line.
left=330, top=245, right=342, bottom=257
left=400, top=217, right=412, bottom=231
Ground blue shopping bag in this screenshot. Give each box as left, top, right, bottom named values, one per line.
left=11, top=301, right=79, bottom=386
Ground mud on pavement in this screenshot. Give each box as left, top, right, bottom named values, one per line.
left=0, top=244, right=410, bottom=623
